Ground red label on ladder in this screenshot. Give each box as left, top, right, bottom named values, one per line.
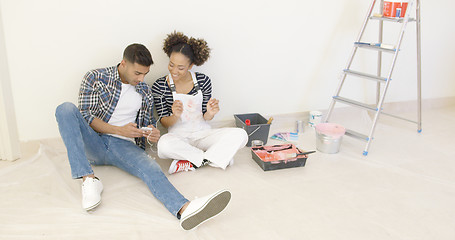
left=383, top=2, right=393, bottom=17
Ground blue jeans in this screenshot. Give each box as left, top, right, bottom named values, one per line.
left=55, top=102, right=188, bottom=217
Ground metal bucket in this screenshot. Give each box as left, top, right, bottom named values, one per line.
left=315, top=123, right=346, bottom=154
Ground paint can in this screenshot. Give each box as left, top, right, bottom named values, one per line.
left=309, top=111, right=323, bottom=128
left=296, top=120, right=304, bottom=134
left=315, top=123, right=346, bottom=154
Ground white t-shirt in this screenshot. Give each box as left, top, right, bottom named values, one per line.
left=108, top=83, right=142, bottom=142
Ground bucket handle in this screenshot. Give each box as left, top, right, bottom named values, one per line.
left=247, top=126, right=261, bottom=137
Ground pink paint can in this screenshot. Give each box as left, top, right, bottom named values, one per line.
left=315, top=123, right=346, bottom=154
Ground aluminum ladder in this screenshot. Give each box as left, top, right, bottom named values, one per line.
left=323, top=0, right=422, bottom=156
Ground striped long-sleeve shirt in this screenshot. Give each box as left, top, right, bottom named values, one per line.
left=151, top=72, right=212, bottom=120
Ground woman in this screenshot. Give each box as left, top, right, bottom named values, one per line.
left=152, top=31, right=248, bottom=174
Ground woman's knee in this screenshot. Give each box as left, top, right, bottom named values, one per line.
left=157, top=134, right=174, bottom=157
left=232, top=128, right=248, bottom=143
left=222, top=128, right=248, bottom=147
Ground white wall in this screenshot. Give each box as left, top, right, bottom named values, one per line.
left=0, top=6, right=20, bottom=160
left=0, top=0, right=454, bottom=141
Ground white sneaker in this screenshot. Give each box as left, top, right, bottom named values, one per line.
left=169, top=160, right=195, bottom=174
left=229, top=158, right=234, bottom=166
left=180, top=189, right=231, bottom=230
left=81, top=177, right=103, bottom=211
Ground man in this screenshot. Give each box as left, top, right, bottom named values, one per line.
left=55, top=43, right=230, bottom=230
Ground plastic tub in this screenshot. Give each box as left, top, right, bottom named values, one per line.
left=234, top=113, right=271, bottom=147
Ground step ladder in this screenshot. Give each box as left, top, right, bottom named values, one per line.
left=323, top=0, right=422, bottom=156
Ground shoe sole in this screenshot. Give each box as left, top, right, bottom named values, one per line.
left=180, top=190, right=231, bottom=230
left=84, top=199, right=101, bottom=211
left=83, top=188, right=103, bottom=211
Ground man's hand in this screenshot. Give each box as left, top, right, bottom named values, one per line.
left=116, top=123, right=144, bottom=138
left=141, top=125, right=160, bottom=143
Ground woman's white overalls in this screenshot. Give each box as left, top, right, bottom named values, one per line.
left=157, top=72, right=248, bottom=169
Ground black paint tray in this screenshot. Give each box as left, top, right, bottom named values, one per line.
left=250, top=144, right=308, bottom=171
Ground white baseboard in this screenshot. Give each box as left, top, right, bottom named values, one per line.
left=210, top=96, right=455, bottom=127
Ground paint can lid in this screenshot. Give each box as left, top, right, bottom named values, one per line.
left=315, top=123, right=346, bottom=138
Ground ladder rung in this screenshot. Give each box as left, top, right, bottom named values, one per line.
left=354, top=42, right=397, bottom=53
left=344, top=69, right=388, bottom=82
left=370, top=16, right=416, bottom=23
left=333, top=96, right=378, bottom=112
left=345, top=129, right=369, bottom=142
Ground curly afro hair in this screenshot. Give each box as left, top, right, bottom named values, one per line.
left=163, top=31, right=211, bottom=66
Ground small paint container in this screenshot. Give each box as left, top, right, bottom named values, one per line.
left=309, top=111, right=323, bottom=128
left=251, top=140, right=264, bottom=147
left=395, top=7, right=401, bottom=17
left=296, top=120, right=304, bottom=134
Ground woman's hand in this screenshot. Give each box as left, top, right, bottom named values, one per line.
left=159, top=100, right=182, bottom=128
left=172, top=100, right=183, bottom=118
left=207, top=98, right=220, bottom=115
left=204, top=98, right=219, bottom=120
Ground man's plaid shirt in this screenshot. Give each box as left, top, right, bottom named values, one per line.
left=78, top=65, right=156, bottom=149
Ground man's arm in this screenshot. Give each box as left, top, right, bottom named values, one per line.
left=90, top=118, right=144, bottom=138
left=78, top=71, right=98, bottom=125
left=78, top=70, right=144, bottom=139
